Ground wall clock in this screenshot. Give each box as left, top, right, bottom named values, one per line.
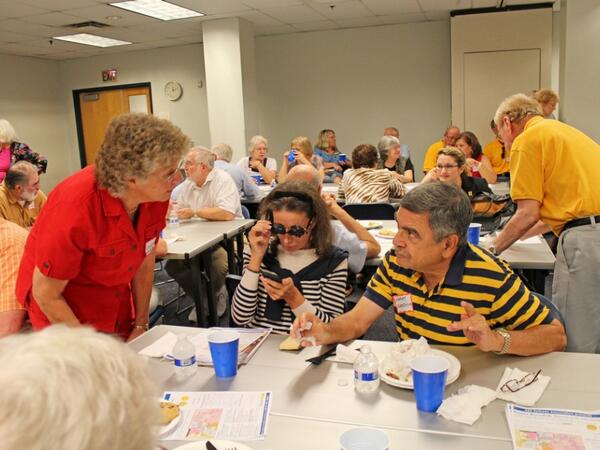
left=164, top=81, right=183, bottom=101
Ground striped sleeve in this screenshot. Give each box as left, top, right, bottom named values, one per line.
left=489, top=271, right=553, bottom=330
left=389, top=175, right=405, bottom=198
left=231, top=249, right=261, bottom=326
left=310, top=259, right=348, bottom=323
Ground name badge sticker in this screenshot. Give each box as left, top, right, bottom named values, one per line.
left=393, top=294, right=413, bottom=314
left=145, top=238, right=155, bottom=255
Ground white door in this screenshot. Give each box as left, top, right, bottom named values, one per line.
left=464, top=49, right=540, bottom=144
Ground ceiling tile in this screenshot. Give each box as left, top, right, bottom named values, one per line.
left=19, top=0, right=98, bottom=11
left=418, top=0, right=471, bottom=11
left=378, top=12, right=428, bottom=24
left=424, top=10, right=450, bottom=20
left=293, top=19, right=337, bottom=31
left=238, top=10, right=286, bottom=26
left=169, top=0, right=252, bottom=15
left=255, top=24, right=298, bottom=35
left=0, top=19, right=63, bottom=38
left=362, top=0, right=422, bottom=15
left=334, top=16, right=382, bottom=27
left=241, top=0, right=302, bottom=7
left=260, top=5, right=326, bottom=23
left=67, top=4, right=157, bottom=26
left=0, top=29, right=38, bottom=43
left=472, top=0, right=498, bottom=6
left=127, top=20, right=203, bottom=39
left=311, top=1, right=376, bottom=19
left=28, top=37, right=91, bottom=51
left=21, top=12, right=88, bottom=27
left=0, top=1, right=52, bottom=19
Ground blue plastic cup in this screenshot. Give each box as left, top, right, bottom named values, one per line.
left=251, top=174, right=262, bottom=185
left=410, top=355, right=449, bottom=412
left=339, top=153, right=347, bottom=163
left=467, top=222, right=482, bottom=245
left=208, top=330, right=239, bottom=378
left=288, top=149, right=296, bottom=163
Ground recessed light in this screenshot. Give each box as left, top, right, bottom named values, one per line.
left=53, top=33, right=131, bottom=47
left=109, top=0, right=204, bottom=21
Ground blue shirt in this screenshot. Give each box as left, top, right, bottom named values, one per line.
left=214, top=160, right=262, bottom=202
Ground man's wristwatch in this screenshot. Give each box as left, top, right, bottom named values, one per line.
left=494, top=327, right=511, bottom=355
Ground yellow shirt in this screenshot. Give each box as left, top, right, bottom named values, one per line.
left=422, top=139, right=444, bottom=173
left=0, top=218, right=28, bottom=312
left=0, top=182, right=47, bottom=229
left=483, top=138, right=510, bottom=174
left=510, top=116, right=600, bottom=234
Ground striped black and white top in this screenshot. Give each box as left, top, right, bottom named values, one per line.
left=231, top=247, right=348, bottom=334
left=338, top=168, right=405, bottom=204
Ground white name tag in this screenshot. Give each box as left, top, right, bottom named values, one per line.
left=145, top=238, right=155, bottom=255
left=393, top=294, right=413, bottom=314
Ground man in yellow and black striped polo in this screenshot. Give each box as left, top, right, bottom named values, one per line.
left=291, top=182, right=566, bottom=356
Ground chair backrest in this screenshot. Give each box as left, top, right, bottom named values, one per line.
left=342, top=203, right=396, bottom=220
left=241, top=204, right=250, bottom=219
left=225, top=274, right=243, bottom=327
left=533, top=292, right=566, bottom=328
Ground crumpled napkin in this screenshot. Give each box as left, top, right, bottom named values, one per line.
left=495, top=367, right=550, bottom=406
left=437, top=385, right=497, bottom=425
left=332, top=344, right=360, bottom=363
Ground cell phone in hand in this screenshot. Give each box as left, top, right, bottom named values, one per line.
left=261, top=270, right=282, bottom=283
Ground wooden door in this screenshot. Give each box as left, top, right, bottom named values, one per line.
left=77, top=85, right=152, bottom=166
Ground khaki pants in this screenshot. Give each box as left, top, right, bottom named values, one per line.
left=553, top=224, right=600, bottom=353
left=165, top=246, right=228, bottom=323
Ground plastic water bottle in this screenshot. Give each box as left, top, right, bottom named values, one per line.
left=172, top=335, right=197, bottom=380
left=354, top=344, right=380, bottom=394
left=167, top=203, right=179, bottom=229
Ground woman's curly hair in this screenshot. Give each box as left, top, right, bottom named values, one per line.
left=95, top=113, right=190, bottom=196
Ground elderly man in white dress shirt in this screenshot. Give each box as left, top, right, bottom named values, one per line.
left=166, top=146, right=243, bottom=323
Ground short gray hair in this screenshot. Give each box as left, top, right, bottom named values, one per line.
left=0, top=325, right=159, bottom=450
left=5, top=161, right=36, bottom=190
left=377, top=135, right=400, bottom=161
left=0, top=119, right=17, bottom=145
left=248, top=135, right=268, bottom=154
left=400, top=182, right=473, bottom=245
left=212, top=143, right=233, bottom=162
left=189, top=146, right=214, bottom=169
left=494, top=93, right=542, bottom=127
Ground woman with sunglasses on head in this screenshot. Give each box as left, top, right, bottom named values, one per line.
left=231, top=180, right=348, bottom=334
left=422, top=147, right=491, bottom=198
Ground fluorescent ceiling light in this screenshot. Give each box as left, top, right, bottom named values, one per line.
left=54, top=33, right=131, bottom=47
left=110, top=0, right=204, bottom=21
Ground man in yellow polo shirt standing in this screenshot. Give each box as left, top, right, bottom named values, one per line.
left=491, top=93, right=600, bottom=354
left=422, top=126, right=460, bottom=174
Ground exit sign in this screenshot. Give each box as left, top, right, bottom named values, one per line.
left=102, top=69, right=117, bottom=81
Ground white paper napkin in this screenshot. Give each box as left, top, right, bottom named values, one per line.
left=138, top=331, right=178, bottom=358
left=332, top=344, right=360, bottom=363
left=437, top=385, right=497, bottom=425
left=495, top=367, right=550, bottom=406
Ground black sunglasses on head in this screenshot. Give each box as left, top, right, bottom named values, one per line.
left=271, top=222, right=310, bottom=237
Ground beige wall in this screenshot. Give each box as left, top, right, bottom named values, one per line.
left=0, top=54, right=69, bottom=192
left=58, top=44, right=210, bottom=175
left=255, top=21, right=451, bottom=178
left=561, top=0, right=600, bottom=141
left=451, top=8, right=553, bottom=143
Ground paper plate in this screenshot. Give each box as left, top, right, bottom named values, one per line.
left=358, top=220, right=383, bottom=230
left=173, top=441, right=252, bottom=450
left=379, top=349, right=461, bottom=390
left=376, top=228, right=397, bottom=239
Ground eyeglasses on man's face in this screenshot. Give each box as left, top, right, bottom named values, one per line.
left=500, top=369, right=542, bottom=393
left=271, top=222, right=310, bottom=238
left=436, top=164, right=459, bottom=171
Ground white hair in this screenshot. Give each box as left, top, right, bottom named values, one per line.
left=0, top=325, right=159, bottom=450
left=189, top=145, right=214, bottom=169
left=377, top=135, right=400, bottom=161
left=0, top=119, right=17, bottom=145
left=212, top=143, right=233, bottom=162
left=247, top=135, right=268, bottom=155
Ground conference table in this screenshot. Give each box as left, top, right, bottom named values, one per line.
left=365, top=220, right=555, bottom=270
left=162, top=218, right=255, bottom=327
left=130, top=325, right=600, bottom=449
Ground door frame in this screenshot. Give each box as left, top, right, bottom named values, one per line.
left=73, top=82, right=153, bottom=167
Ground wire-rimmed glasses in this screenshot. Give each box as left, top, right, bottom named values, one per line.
left=500, top=369, right=542, bottom=393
